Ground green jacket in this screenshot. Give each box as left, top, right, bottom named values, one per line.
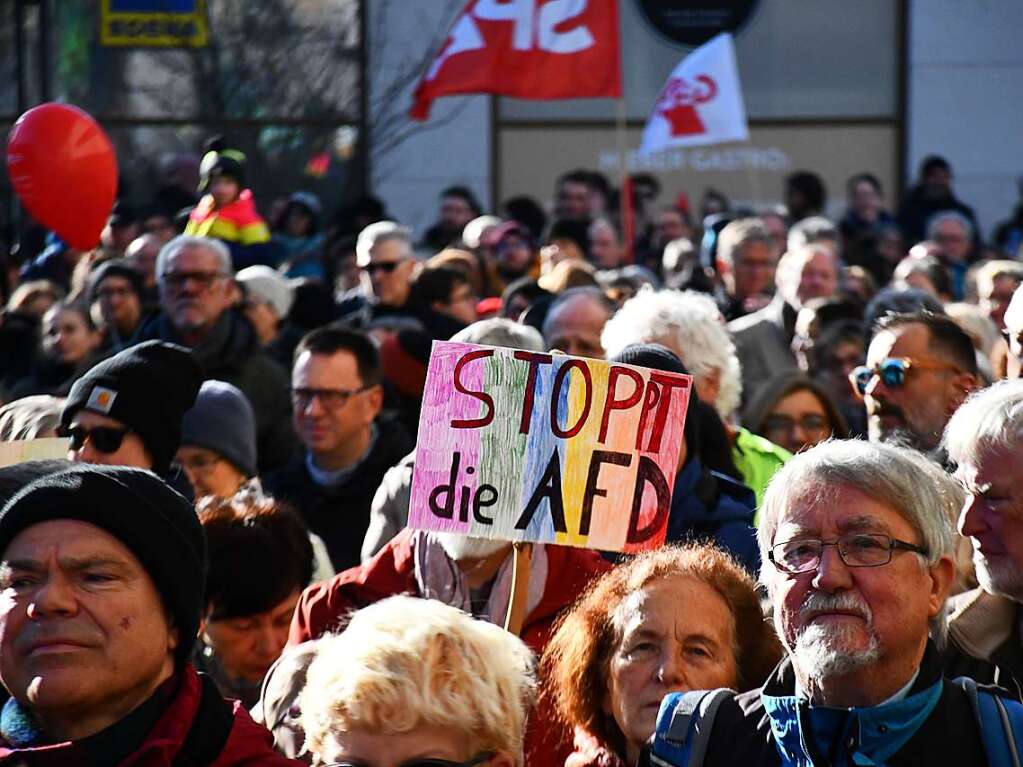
left=731, top=427, right=791, bottom=522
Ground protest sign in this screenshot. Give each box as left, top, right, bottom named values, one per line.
left=0, top=438, right=69, bottom=468
left=409, top=342, right=691, bottom=553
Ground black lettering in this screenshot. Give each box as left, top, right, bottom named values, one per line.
left=515, top=448, right=567, bottom=533
left=473, top=485, right=498, bottom=524
left=579, top=450, right=631, bottom=536
left=626, top=456, right=671, bottom=544
left=428, top=452, right=460, bottom=519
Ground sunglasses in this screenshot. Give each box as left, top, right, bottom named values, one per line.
left=59, top=424, right=132, bottom=453
left=361, top=260, right=405, bottom=275
left=326, top=755, right=494, bottom=767
left=848, top=357, right=961, bottom=396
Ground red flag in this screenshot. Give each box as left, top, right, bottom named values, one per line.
left=411, top=0, right=621, bottom=121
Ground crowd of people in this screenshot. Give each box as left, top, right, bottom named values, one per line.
left=1, top=143, right=1023, bottom=764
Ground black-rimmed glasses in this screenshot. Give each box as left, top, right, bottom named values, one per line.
left=291, top=386, right=369, bottom=410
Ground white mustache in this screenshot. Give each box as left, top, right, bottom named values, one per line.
left=799, top=591, right=872, bottom=623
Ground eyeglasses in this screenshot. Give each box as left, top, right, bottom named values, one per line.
left=768, top=533, right=929, bottom=575
left=762, top=414, right=829, bottom=438
left=848, top=357, right=962, bottom=396
left=361, top=261, right=405, bottom=275
left=325, top=754, right=494, bottom=767
left=160, top=271, right=227, bottom=290
left=58, top=424, right=132, bottom=454
left=291, top=386, right=369, bottom=410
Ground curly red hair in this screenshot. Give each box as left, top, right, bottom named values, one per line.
left=540, top=543, right=782, bottom=758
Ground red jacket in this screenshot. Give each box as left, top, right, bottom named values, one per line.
left=288, top=529, right=612, bottom=767
left=0, top=664, right=303, bottom=766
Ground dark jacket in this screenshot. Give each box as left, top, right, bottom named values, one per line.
left=286, top=528, right=613, bottom=767
left=944, top=587, right=1023, bottom=701
left=652, top=643, right=990, bottom=767
left=667, top=458, right=759, bottom=573
left=0, top=664, right=303, bottom=766
left=896, top=185, right=980, bottom=246
left=262, top=414, right=414, bottom=571
left=134, top=310, right=296, bottom=472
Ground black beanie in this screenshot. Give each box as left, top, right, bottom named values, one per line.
left=0, top=465, right=207, bottom=663
left=87, top=260, right=145, bottom=305
left=62, top=341, right=202, bottom=475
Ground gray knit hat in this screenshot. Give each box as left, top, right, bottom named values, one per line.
left=180, top=380, right=257, bottom=478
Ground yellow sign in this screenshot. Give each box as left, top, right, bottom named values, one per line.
left=100, top=0, right=208, bottom=48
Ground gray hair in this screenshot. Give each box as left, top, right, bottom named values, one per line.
left=717, top=218, right=771, bottom=268
left=601, top=288, right=742, bottom=419
left=450, top=318, right=544, bottom=351
left=356, top=221, right=413, bottom=266
left=758, top=439, right=959, bottom=644
left=155, top=235, right=232, bottom=279
left=944, top=379, right=1023, bottom=467
left=927, top=210, right=974, bottom=241
left=787, top=215, right=839, bottom=255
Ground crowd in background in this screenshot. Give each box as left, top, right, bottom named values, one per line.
left=2, top=141, right=1023, bottom=764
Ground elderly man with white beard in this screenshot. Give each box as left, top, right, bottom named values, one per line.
left=641, top=440, right=1023, bottom=766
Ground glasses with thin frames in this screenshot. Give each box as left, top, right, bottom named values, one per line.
left=325, top=755, right=494, bottom=767
left=768, top=533, right=929, bottom=575
left=848, top=357, right=962, bottom=396
left=59, top=424, right=132, bottom=454
left=291, top=386, right=369, bottom=410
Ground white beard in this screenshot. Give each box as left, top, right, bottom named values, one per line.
left=433, top=532, right=510, bottom=561
left=973, top=554, right=1023, bottom=602
left=789, top=590, right=881, bottom=682
left=793, top=619, right=881, bottom=680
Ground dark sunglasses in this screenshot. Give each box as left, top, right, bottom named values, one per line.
left=58, top=424, right=132, bottom=453
left=361, top=260, right=404, bottom=275
left=849, top=357, right=961, bottom=396
left=326, top=755, right=494, bottom=767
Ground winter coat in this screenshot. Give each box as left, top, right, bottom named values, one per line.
left=727, top=298, right=799, bottom=408
left=287, top=528, right=613, bottom=767
left=262, top=415, right=414, bottom=572
left=185, top=190, right=274, bottom=271
left=360, top=448, right=415, bottom=563
left=134, top=310, right=296, bottom=473
left=731, top=426, right=791, bottom=514
left=895, top=185, right=980, bottom=246
left=667, top=458, right=759, bottom=574
left=0, top=664, right=303, bottom=766
left=654, top=642, right=990, bottom=767
left=944, top=587, right=1023, bottom=701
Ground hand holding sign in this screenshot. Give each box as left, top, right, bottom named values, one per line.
left=409, top=342, right=691, bottom=553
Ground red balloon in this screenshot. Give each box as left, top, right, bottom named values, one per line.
left=6, top=103, right=118, bottom=251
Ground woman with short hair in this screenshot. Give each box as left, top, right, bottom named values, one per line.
left=300, top=595, right=535, bottom=767
left=543, top=544, right=782, bottom=767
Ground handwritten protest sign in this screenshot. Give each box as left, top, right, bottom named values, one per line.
left=409, top=342, right=692, bottom=553
left=0, top=438, right=69, bottom=468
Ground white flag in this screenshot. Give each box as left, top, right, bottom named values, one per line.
left=638, top=33, right=748, bottom=155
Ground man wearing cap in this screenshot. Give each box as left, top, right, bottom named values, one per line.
left=235, top=265, right=301, bottom=369
left=0, top=465, right=301, bottom=764
left=87, top=260, right=147, bottom=352
left=61, top=341, right=201, bottom=487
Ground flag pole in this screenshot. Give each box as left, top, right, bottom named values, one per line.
left=616, top=99, right=635, bottom=264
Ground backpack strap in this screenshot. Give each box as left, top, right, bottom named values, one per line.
left=173, top=673, right=236, bottom=766
left=647, top=689, right=735, bottom=767
left=958, top=676, right=1023, bottom=767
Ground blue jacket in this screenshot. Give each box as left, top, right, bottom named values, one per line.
left=667, top=458, right=759, bottom=573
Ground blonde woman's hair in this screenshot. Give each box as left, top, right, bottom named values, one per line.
left=300, top=595, right=536, bottom=764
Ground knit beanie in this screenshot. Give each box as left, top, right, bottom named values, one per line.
left=87, top=259, right=145, bottom=305
left=62, top=341, right=202, bottom=476
left=180, top=380, right=257, bottom=478
left=198, top=149, right=246, bottom=193
left=236, top=265, right=295, bottom=319
left=0, top=465, right=207, bottom=663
